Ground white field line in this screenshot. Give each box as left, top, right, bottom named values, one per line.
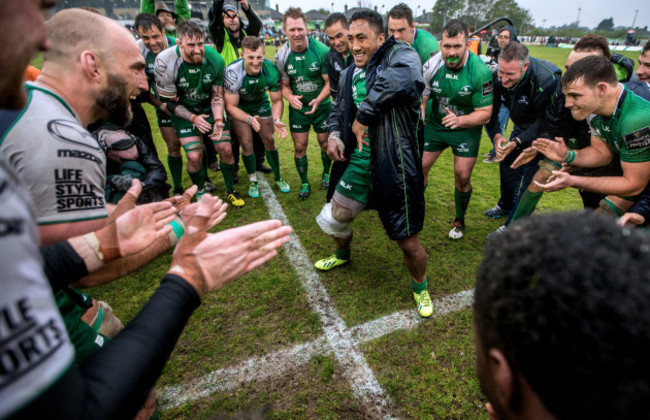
left=159, top=290, right=473, bottom=410
left=256, top=176, right=392, bottom=418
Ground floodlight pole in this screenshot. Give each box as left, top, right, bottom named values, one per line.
left=632, top=9, right=639, bottom=28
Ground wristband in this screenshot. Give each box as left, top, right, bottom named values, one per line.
left=190, top=114, right=197, bottom=124
left=513, top=138, right=522, bottom=148
left=168, top=216, right=187, bottom=247
left=82, top=232, right=104, bottom=262
left=247, top=115, right=253, bottom=125
left=563, top=150, right=577, bottom=164
left=274, top=118, right=282, bottom=124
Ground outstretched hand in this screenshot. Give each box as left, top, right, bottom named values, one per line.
left=169, top=196, right=292, bottom=295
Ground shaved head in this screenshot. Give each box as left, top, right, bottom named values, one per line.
left=44, top=8, right=134, bottom=66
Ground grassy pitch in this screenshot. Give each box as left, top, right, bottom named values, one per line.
left=88, top=45, right=639, bottom=419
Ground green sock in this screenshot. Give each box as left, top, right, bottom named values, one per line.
left=454, top=187, right=473, bottom=219
left=335, top=248, right=351, bottom=260
left=201, top=146, right=210, bottom=179
left=295, top=155, right=309, bottom=184
left=423, top=183, right=428, bottom=193
left=221, top=161, right=236, bottom=193
left=511, top=190, right=544, bottom=223
left=188, top=169, right=205, bottom=194
left=321, top=150, right=332, bottom=175
left=167, top=155, right=183, bottom=189
left=242, top=153, right=257, bottom=176
left=411, top=276, right=428, bottom=293
left=265, top=149, right=282, bottom=181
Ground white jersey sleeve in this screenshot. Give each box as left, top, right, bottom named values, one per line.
left=224, top=59, right=245, bottom=94
left=422, top=52, right=445, bottom=97
left=0, top=157, right=75, bottom=418
left=274, top=42, right=291, bottom=82
left=0, top=84, right=107, bottom=225
left=154, top=46, right=181, bottom=99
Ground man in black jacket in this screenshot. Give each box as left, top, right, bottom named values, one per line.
left=314, top=10, right=432, bottom=318
left=325, top=12, right=353, bottom=100
left=483, top=42, right=561, bottom=235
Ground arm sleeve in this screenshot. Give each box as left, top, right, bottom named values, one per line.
left=208, top=0, right=226, bottom=53
left=629, top=182, right=650, bottom=226
left=356, top=48, right=425, bottom=126
left=13, top=275, right=201, bottom=420
left=484, top=72, right=502, bottom=140
left=243, top=6, right=262, bottom=37
left=40, top=241, right=89, bottom=292
left=175, top=0, right=191, bottom=21
left=516, top=75, right=559, bottom=147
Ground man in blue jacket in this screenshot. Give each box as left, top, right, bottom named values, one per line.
left=313, top=10, right=432, bottom=318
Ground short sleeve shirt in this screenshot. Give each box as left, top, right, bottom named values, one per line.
left=274, top=37, right=331, bottom=105
left=154, top=45, right=225, bottom=113
left=423, top=51, right=493, bottom=137
left=0, top=84, right=107, bottom=225
left=412, top=29, right=440, bottom=65
left=587, top=86, right=650, bottom=163
left=224, top=58, right=280, bottom=109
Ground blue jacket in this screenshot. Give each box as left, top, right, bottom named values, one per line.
left=328, top=37, right=425, bottom=240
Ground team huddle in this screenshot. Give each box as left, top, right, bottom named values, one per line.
left=2, top=0, right=650, bottom=417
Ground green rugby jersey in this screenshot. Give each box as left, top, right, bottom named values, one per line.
left=137, top=36, right=176, bottom=97
left=224, top=58, right=280, bottom=109
left=154, top=45, right=225, bottom=113
left=423, top=51, right=493, bottom=136
left=412, top=29, right=439, bottom=64
left=588, top=86, right=650, bottom=163
left=274, top=37, right=331, bottom=105
left=351, top=67, right=367, bottom=108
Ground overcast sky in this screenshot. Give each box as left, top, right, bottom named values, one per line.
left=273, top=0, right=647, bottom=30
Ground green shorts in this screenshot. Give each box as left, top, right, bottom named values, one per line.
left=156, top=108, right=173, bottom=127
left=172, top=114, right=231, bottom=143
left=238, top=100, right=272, bottom=118
left=335, top=144, right=372, bottom=204
left=56, top=288, right=107, bottom=363
left=289, top=101, right=331, bottom=133
left=423, top=123, right=481, bottom=157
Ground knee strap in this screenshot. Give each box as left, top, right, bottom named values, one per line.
left=182, top=141, right=202, bottom=153
left=316, top=202, right=353, bottom=238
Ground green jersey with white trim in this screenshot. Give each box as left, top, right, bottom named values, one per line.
left=423, top=51, right=493, bottom=136
left=224, top=58, right=280, bottom=109
left=352, top=67, right=367, bottom=108
left=154, top=45, right=225, bottom=113
left=274, top=37, right=331, bottom=105
left=412, top=29, right=439, bottom=65
left=137, top=36, right=176, bottom=95
left=588, top=86, right=650, bottom=163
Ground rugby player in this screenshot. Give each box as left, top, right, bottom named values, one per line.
left=629, top=39, right=650, bottom=98
left=387, top=3, right=439, bottom=64
left=533, top=55, right=650, bottom=201
left=314, top=10, right=432, bottom=318
left=135, top=13, right=188, bottom=196
left=275, top=7, right=332, bottom=199
left=155, top=21, right=246, bottom=207
left=224, top=36, right=291, bottom=197
left=421, top=20, right=493, bottom=239
left=325, top=12, right=353, bottom=100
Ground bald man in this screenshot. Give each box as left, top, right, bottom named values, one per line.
left=0, top=8, right=184, bottom=364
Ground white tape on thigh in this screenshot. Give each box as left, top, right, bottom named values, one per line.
left=316, top=202, right=352, bottom=238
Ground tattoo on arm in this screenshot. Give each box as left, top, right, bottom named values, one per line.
left=173, top=104, right=195, bottom=122
left=211, top=85, right=224, bottom=120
